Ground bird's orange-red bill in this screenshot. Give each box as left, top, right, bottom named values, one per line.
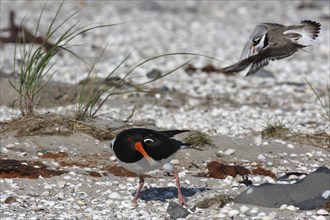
left=135, top=142, right=152, bottom=161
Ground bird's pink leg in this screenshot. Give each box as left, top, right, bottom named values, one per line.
left=173, top=170, right=187, bottom=206
left=132, top=175, right=144, bottom=206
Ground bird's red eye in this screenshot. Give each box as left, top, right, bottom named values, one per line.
left=127, top=136, right=132, bottom=142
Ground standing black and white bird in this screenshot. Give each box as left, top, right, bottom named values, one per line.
left=110, top=128, right=190, bottom=206
left=221, top=20, right=321, bottom=76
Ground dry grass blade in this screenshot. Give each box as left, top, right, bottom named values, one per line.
left=305, top=77, right=330, bottom=123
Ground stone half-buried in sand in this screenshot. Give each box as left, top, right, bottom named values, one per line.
left=233, top=166, right=330, bottom=210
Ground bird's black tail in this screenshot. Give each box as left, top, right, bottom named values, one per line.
left=160, top=129, right=190, bottom=138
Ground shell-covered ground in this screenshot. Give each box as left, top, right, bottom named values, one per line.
left=1, top=1, right=329, bottom=219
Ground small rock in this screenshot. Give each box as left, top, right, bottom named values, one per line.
left=6, top=144, right=15, bottom=148
left=288, top=175, right=299, bottom=180
left=110, top=156, right=117, bottom=161
left=1, top=148, right=8, bottom=153
left=305, top=152, right=314, bottom=158
left=269, top=212, right=277, bottom=218
left=44, top=184, right=52, bottom=190
left=216, top=213, right=227, bottom=218
left=322, top=190, right=330, bottom=199
left=261, top=216, right=273, bottom=220
left=178, top=171, right=186, bottom=178
left=257, top=154, right=267, bottom=160
left=146, top=68, right=162, bottom=79
left=77, top=200, right=85, bottom=206
left=57, top=181, right=66, bottom=188
left=224, top=149, right=235, bottom=155
left=313, top=216, right=327, bottom=220
left=267, top=162, right=273, bottom=166
left=239, top=205, right=249, bottom=213
left=166, top=201, right=190, bottom=219
left=250, top=207, right=259, bottom=214
left=316, top=209, right=329, bottom=216
left=126, top=177, right=135, bottom=182
left=286, top=205, right=298, bottom=211
left=228, top=209, right=239, bottom=217
left=41, top=191, right=50, bottom=196
left=4, top=196, right=16, bottom=204
left=109, top=192, right=121, bottom=199
left=287, top=144, right=294, bottom=149
left=279, top=204, right=288, bottom=210
left=69, top=171, right=76, bottom=176
left=252, top=176, right=262, bottom=182
left=170, top=159, right=180, bottom=165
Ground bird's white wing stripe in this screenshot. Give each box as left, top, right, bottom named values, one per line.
left=110, top=138, right=116, bottom=149
left=144, top=138, right=154, bottom=143
left=239, top=24, right=269, bottom=61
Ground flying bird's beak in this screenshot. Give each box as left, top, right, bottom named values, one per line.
left=135, top=142, right=152, bottom=162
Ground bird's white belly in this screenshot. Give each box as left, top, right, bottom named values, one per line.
left=119, top=156, right=174, bottom=174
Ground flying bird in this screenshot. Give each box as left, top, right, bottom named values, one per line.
left=221, top=20, right=321, bottom=76
left=110, top=128, right=190, bottom=206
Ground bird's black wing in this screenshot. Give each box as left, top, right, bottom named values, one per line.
left=222, top=39, right=306, bottom=76
left=160, top=130, right=190, bottom=138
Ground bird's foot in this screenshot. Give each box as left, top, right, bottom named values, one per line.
left=131, top=199, right=139, bottom=207
left=178, top=194, right=187, bottom=206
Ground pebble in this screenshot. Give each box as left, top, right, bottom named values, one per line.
left=252, top=176, right=262, bottom=182
left=110, top=156, right=117, bottom=161
left=4, top=196, right=16, bottom=204
left=239, top=205, right=249, bottom=213
left=313, top=216, right=327, bottom=220
left=109, top=192, right=121, bottom=200
left=224, top=149, right=235, bottom=155
left=316, top=209, right=329, bottom=216
left=223, top=176, right=233, bottom=185
left=57, top=181, right=66, bottom=188
left=257, top=154, right=267, bottom=160
left=216, top=213, right=227, bottom=218
left=166, top=201, right=190, bottom=219
left=288, top=175, right=299, bottom=180
left=178, top=171, right=186, bottom=178
left=279, top=204, right=287, bottom=210
left=250, top=207, right=259, bottom=214
left=305, top=152, right=314, bottom=158
left=322, top=190, right=330, bottom=199
left=41, top=191, right=50, bottom=196
left=44, top=184, right=52, bottom=190
left=126, top=177, right=135, bottom=182
left=77, top=200, right=86, bottom=206
left=287, top=144, right=294, bottom=149
left=170, top=159, right=180, bottom=165
left=239, top=205, right=250, bottom=214
left=6, top=144, right=15, bottom=148
left=269, top=212, right=277, bottom=218
left=286, top=205, right=298, bottom=211
left=228, top=209, right=239, bottom=217
left=1, top=147, right=9, bottom=153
